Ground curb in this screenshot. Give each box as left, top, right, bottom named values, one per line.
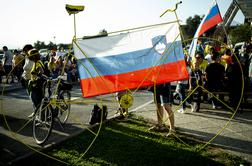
left=8, top=100, right=154, bottom=165
left=0, top=84, right=23, bottom=94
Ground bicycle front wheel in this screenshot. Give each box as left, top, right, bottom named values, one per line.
left=58, top=90, right=71, bottom=124
left=33, top=98, right=53, bottom=145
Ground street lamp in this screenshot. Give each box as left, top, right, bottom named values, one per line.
left=53, top=36, right=56, bottom=45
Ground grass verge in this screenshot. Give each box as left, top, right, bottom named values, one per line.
left=14, top=115, right=249, bottom=166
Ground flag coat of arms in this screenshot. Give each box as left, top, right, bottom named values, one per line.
left=74, top=22, right=188, bottom=97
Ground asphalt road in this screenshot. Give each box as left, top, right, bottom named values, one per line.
left=1, top=83, right=252, bottom=165
left=0, top=85, right=153, bottom=165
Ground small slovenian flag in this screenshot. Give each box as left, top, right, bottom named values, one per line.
left=74, top=22, right=189, bottom=97
left=189, top=0, right=223, bottom=58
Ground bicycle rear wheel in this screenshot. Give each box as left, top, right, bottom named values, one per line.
left=33, top=98, right=53, bottom=145
left=58, top=90, right=71, bottom=124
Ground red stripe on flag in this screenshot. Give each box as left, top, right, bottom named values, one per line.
left=198, top=14, right=222, bottom=37
left=80, top=60, right=189, bottom=97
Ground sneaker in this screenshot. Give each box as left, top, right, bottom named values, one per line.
left=115, top=116, right=128, bottom=121
left=212, top=101, right=216, bottom=109
left=191, top=102, right=196, bottom=112
left=115, top=114, right=128, bottom=121
left=188, top=103, right=193, bottom=112
left=191, top=102, right=200, bottom=112
left=114, top=109, right=120, bottom=115
left=27, top=112, right=35, bottom=118
left=177, top=108, right=185, bottom=114
left=148, top=124, right=167, bottom=132
left=195, top=104, right=200, bottom=112
left=165, top=129, right=176, bottom=137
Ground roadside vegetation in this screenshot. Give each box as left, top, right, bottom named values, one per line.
left=15, top=115, right=249, bottom=166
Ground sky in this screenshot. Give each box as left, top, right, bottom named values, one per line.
left=0, top=0, right=245, bottom=49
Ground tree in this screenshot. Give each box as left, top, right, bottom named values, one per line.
left=34, top=41, right=47, bottom=50
left=184, top=15, right=202, bottom=39
left=34, top=40, right=57, bottom=50
left=57, top=43, right=71, bottom=50
left=83, top=29, right=108, bottom=39
left=229, top=24, right=252, bottom=44
left=47, top=41, right=57, bottom=50
left=98, top=29, right=108, bottom=36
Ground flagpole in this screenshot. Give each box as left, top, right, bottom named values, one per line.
left=221, top=23, right=230, bottom=45
left=214, top=0, right=229, bottom=45
left=189, top=0, right=223, bottom=59
left=74, top=14, right=77, bottom=39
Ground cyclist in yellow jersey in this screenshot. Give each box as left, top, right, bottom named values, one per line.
left=27, top=49, right=45, bottom=118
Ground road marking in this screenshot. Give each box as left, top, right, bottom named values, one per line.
left=129, top=100, right=154, bottom=113
left=3, top=148, right=16, bottom=156
left=71, top=97, right=79, bottom=101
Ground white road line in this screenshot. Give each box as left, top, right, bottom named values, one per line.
left=129, top=100, right=154, bottom=113
left=71, top=97, right=79, bottom=101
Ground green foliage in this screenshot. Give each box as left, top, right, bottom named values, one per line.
left=184, top=15, right=202, bottom=39
left=33, top=41, right=71, bottom=51
left=98, top=29, right=108, bottom=36
left=15, top=116, right=249, bottom=166
left=83, top=29, right=108, bottom=39
left=229, top=24, right=252, bottom=44
left=47, top=41, right=57, bottom=50
left=182, top=15, right=217, bottom=42
left=34, top=40, right=47, bottom=50
left=57, top=43, right=71, bottom=50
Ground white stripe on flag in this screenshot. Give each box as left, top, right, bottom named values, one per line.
left=74, top=22, right=180, bottom=59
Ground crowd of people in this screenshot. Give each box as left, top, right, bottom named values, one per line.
left=1, top=45, right=78, bottom=117
left=0, top=46, right=78, bottom=85
left=148, top=40, right=252, bottom=136
left=1, top=40, right=252, bottom=136
left=188, top=40, right=251, bottom=110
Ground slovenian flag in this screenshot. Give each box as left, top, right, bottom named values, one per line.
left=74, top=22, right=188, bottom=97
left=189, top=0, right=223, bottom=58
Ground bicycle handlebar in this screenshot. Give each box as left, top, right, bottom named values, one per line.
left=40, top=74, right=65, bottom=82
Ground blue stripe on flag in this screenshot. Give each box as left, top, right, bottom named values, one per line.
left=77, top=41, right=184, bottom=79
left=204, top=5, right=220, bottom=23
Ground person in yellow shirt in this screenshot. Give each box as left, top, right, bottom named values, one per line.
left=192, top=52, right=208, bottom=73
left=192, top=52, right=208, bottom=102
left=199, top=58, right=208, bottom=73
left=28, top=49, right=45, bottom=118
left=204, top=43, right=211, bottom=55
left=48, top=56, right=57, bottom=78
left=12, top=50, right=24, bottom=82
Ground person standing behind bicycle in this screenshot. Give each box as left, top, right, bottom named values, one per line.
left=2, top=46, right=14, bottom=84
left=21, top=44, right=34, bottom=95
left=189, top=53, right=204, bottom=112
left=27, top=49, right=45, bottom=118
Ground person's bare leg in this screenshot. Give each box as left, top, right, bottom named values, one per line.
left=156, top=103, right=164, bottom=125
left=163, top=103, right=175, bottom=131
left=149, top=103, right=165, bottom=131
